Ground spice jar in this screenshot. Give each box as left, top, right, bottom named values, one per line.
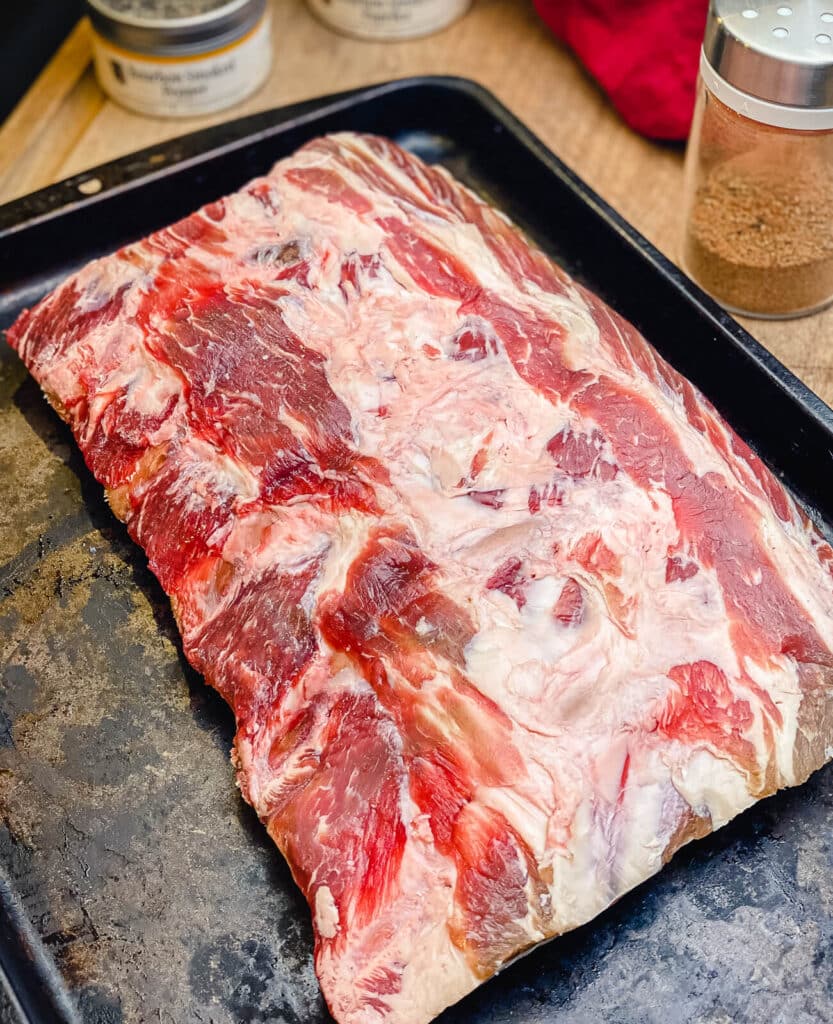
left=87, top=0, right=272, bottom=118
left=306, top=0, right=471, bottom=40
left=682, top=0, right=833, bottom=319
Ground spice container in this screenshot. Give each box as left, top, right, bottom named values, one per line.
left=306, top=0, right=471, bottom=40
left=87, top=0, right=272, bottom=118
left=681, top=0, right=833, bottom=318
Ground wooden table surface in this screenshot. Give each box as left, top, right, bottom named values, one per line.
left=2, top=0, right=831, bottom=402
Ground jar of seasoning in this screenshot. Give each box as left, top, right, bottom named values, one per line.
left=681, top=0, right=833, bottom=319
left=306, top=0, right=471, bottom=40
left=87, top=0, right=272, bottom=118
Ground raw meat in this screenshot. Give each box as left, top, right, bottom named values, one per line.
left=8, top=133, right=833, bottom=1024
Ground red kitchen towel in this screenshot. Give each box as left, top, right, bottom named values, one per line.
left=534, top=0, right=709, bottom=140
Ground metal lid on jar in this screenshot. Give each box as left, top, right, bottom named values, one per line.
left=702, top=0, right=833, bottom=128
left=86, top=0, right=265, bottom=55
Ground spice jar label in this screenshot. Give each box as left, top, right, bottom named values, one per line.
left=91, top=10, right=272, bottom=118
left=307, top=0, right=470, bottom=39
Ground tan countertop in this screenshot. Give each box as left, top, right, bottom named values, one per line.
left=2, top=0, right=831, bottom=402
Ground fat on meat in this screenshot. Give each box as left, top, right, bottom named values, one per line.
left=8, top=133, right=833, bottom=1024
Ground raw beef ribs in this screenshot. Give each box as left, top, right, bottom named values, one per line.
left=8, top=133, right=833, bottom=1024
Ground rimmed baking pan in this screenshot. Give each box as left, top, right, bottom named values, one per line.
left=2, top=76, right=833, bottom=1024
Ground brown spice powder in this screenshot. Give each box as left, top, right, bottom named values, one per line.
left=684, top=151, right=833, bottom=317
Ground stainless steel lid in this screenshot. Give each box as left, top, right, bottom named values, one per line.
left=704, top=0, right=833, bottom=109
left=87, top=0, right=265, bottom=54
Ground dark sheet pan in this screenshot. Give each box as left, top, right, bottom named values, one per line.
left=2, top=76, right=833, bottom=1024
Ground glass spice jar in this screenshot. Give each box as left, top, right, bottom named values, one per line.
left=682, top=0, right=833, bottom=319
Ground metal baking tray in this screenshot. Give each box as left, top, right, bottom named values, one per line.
left=2, top=76, right=833, bottom=1024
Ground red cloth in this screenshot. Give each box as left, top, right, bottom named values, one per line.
left=534, top=0, right=709, bottom=141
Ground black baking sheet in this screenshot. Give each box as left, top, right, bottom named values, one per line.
left=2, top=76, right=833, bottom=1024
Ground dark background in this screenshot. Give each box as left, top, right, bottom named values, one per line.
left=0, top=2, right=83, bottom=123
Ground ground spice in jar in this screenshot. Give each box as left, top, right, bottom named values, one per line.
left=684, top=150, right=833, bottom=317
left=682, top=3, right=833, bottom=319
left=97, top=0, right=230, bottom=15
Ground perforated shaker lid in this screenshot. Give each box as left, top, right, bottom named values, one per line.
left=702, top=0, right=833, bottom=128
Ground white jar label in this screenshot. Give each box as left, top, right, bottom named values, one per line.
left=91, top=13, right=272, bottom=118
left=307, top=0, right=470, bottom=39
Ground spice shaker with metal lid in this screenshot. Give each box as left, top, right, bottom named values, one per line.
left=87, top=0, right=272, bottom=118
left=681, top=0, right=833, bottom=318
